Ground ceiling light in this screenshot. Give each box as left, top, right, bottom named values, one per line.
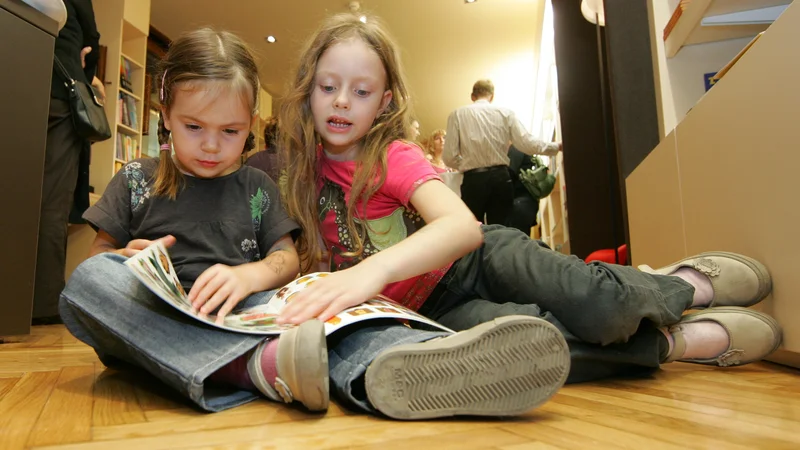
left=266, top=35, right=276, bottom=43
left=359, top=15, right=367, bottom=23
left=465, top=0, right=477, bottom=3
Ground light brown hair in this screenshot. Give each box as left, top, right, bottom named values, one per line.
left=471, top=79, right=494, bottom=99
left=426, top=128, right=446, bottom=158
left=154, top=28, right=259, bottom=199
left=279, top=13, right=413, bottom=273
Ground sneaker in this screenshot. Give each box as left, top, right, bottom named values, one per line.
left=639, top=251, right=772, bottom=308
left=247, top=319, right=329, bottom=411
left=364, top=315, right=570, bottom=420
left=665, top=306, right=782, bottom=367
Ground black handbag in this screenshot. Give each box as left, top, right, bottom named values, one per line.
left=53, top=56, right=112, bottom=142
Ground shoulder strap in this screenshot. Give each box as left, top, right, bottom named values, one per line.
left=53, top=56, right=75, bottom=86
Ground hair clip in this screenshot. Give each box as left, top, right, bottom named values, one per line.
left=160, top=144, right=171, bottom=151
left=160, top=70, right=168, bottom=102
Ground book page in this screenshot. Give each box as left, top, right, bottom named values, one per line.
left=125, top=242, right=453, bottom=335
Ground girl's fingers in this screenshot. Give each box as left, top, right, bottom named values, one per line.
left=201, top=283, right=234, bottom=315
left=189, top=265, right=223, bottom=303
left=192, top=272, right=227, bottom=310
left=216, top=289, right=246, bottom=323
left=187, top=268, right=213, bottom=302
left=318, top=300, right=346, bottom=323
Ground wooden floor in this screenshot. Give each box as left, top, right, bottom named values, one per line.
left=1, top=326, right=799, bottom=450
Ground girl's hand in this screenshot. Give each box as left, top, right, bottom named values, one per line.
left=277, top=264, right=389, bottom=325
left=189, top=264, right=255, bottom=324
left=113, top=235, right=177, bottom=257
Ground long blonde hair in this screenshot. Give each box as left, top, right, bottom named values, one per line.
left=279, top=13, right=414, bottom=273
left=154, top=28, right=259, bottom=199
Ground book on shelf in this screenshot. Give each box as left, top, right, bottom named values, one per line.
left=115, top=134, right=140, bottom=163
left=118, top=92, right=139, bottom=129
left=119, top=56, right=134, bottom=92
left=126, top=241, right=454, bottom=335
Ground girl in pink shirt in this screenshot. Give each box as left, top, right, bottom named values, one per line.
left=277, top=13, right=781, bottom=384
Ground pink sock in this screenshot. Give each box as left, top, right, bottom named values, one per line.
left=208, top=351, right=256, bottom=390
left=673, top=267, right=714, bottom=308
left=259, top=338, right=280, bottom=386
left=208, top=338, right=280, bottom=390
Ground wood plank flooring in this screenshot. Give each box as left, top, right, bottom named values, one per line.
left=1, top=325, right=799, bottom=449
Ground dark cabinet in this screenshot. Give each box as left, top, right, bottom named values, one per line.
left=0, top=0, right=57, bottom=335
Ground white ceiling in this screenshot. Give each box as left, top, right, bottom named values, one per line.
left=150, top=0, right=545, bottom=135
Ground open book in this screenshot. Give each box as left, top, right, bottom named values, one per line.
left=124, top=242, right=453, bottom=336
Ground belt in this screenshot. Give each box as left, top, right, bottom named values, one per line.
left=463, top=165, right=507, bottom=174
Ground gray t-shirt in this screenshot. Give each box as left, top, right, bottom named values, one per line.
left=84, top=158, right=300, bottom=286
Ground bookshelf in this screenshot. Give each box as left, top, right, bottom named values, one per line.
left=89, top=0, right=150, bottom=196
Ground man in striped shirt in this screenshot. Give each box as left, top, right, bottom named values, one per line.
left=443, top=79, right=560, bottom=225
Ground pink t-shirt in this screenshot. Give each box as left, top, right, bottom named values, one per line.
left=317, top=140, right=452, bottom=311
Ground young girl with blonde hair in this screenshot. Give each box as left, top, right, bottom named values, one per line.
left=277, top=12, right=781, bottom=388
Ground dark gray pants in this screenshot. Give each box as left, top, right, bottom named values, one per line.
left=34, top=98, right=84, bottom=318
left=419, top=225, right=691, bottom=384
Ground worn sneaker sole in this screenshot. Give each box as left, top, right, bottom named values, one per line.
left=364, top=315, right=570, bottom=420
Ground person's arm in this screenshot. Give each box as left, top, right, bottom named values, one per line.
left=73, top=0, right=100, bottom=80
left=89, top=229, right=176, bottom=257
left=509, top=112, right=560, bottom=157
left=442, top=113, right=462, bottom=170
left=189, top=233, right=300, bottom=323
left=277, top=180, right=481, bottom=324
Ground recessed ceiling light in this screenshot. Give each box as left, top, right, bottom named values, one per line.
left=465, top=0, right=477, bottom=3
left=266, top=35, right=276, bottom=43
left=359, top=15, right=367, bottom=23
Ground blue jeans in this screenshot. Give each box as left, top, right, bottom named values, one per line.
left=59, top=253, right=446, bottom=413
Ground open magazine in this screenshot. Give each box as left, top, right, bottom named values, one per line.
left=124, top=242, right=454, bottom=336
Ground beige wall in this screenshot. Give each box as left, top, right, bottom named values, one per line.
left=629, top=2, right=800, bottom=364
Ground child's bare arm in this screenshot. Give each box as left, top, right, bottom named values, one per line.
left=89, top=230, right=176, bottom=257
left=279, top=180, right=481, bottom=323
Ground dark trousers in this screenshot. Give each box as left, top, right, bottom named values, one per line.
left=506, top=194, right=539, bottom=234
left=419, top=225, right=689, bottom=384
left=460, top=166, right=513, bottom=225
left=34, top=98, right=84, bottom=318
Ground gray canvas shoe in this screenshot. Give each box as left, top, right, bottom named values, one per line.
left=665, top=307, right=782, bottom=367
left=639, top=251, right=772, bottom=308
left=247, top=319, right=329, bottom=411
left=364, top=315, right=570, bottom=420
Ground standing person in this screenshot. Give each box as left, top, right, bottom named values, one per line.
left=276, top=13, right=782, bottom=388
left=60, top=26, right=572, bottom=420
left=442, top=80, right=559, bottom=225
left=424, top=129, right=451, bottom=173
left=245, top=116, right=281, bottom=182
left=34, top=0, right=103, bottom=324
left=409, top=119, right=421, bottom=141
